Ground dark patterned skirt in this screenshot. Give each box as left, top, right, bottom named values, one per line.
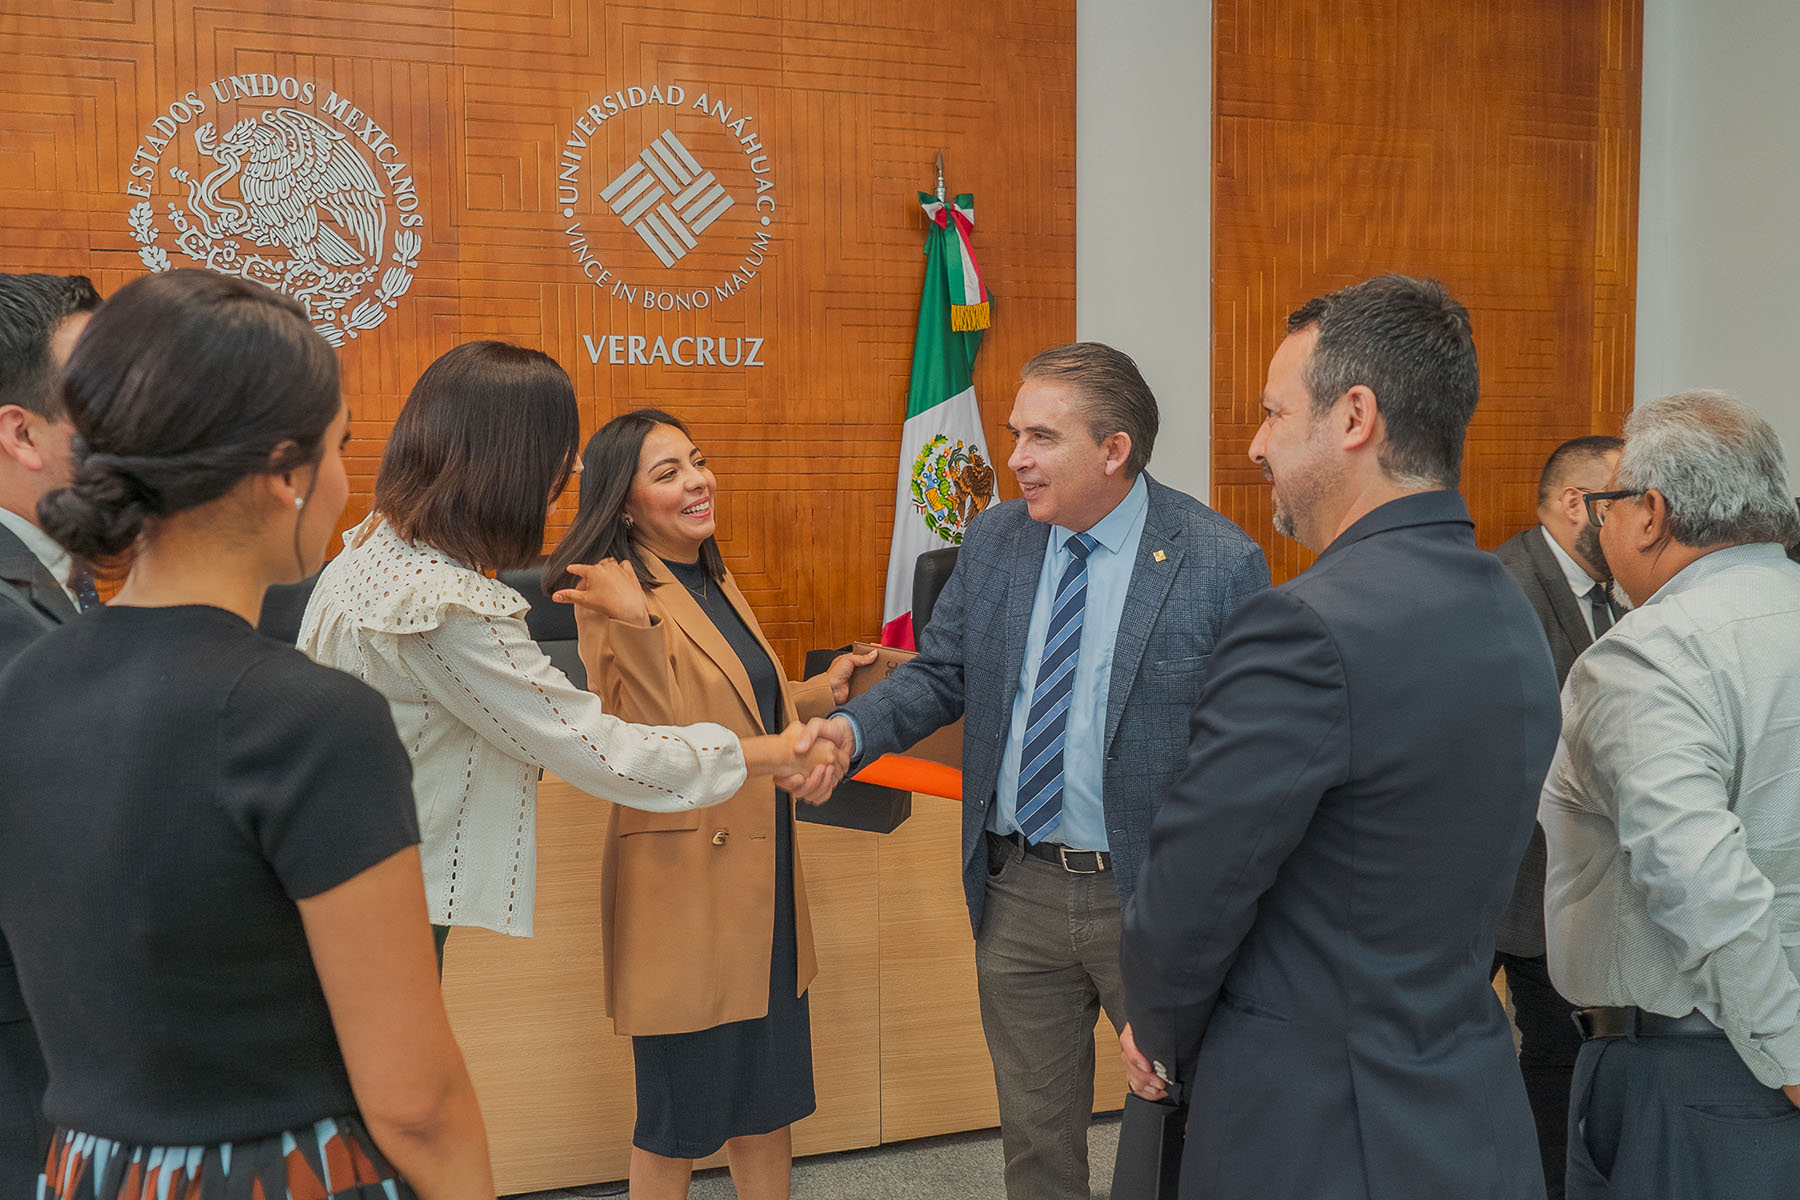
left=40, top=1115, right=416, bottom=1200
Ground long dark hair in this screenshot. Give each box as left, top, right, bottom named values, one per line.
left=543, top=408, right=724, bottom=595
left=38, top=269, right=338, bottom=572
left=374, top=341, right=578, bottom=572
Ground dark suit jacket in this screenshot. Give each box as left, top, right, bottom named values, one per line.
left=0, top=522, right=74, bottom=669
left=839, top=476, right=1269, bottom=932
left=0, top=520, right=75, bottom=1187
left=1492, top=526, right=1599, bottom=957
left=1121, top=492, right=1560, bottom=1200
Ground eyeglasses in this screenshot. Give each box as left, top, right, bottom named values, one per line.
left=1583, top=489, right=1644, bottom=529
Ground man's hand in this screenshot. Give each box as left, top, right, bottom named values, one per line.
left=773, top=720, right=849, bottom=804
left=824, top=647, right=881, bottom=706
left=807, top=714, right=859, bottom=760
left=1784, top=1083, right=1800, bottom=1110
left=1119, top=1023, right=1169, bottom=1102
left=551, top=560, right=649, bottom=625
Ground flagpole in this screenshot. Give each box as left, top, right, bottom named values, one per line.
left=935, top=150, right=945, bottom=202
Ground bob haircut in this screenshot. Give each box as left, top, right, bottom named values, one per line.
left=543, top=408, right=724, bottom=595
left=375, top=341, right=579, bottom=572
left=40, top=269, right=337, bottom=573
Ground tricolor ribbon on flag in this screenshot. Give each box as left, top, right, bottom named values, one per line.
left=879, top=191, right=997, bottom=648
left=921, top=193, right=991, bottom=332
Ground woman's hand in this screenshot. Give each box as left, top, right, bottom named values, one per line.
left=824, top=647, right=881, bottom=706
left=552, top=560, right=649, bottom=625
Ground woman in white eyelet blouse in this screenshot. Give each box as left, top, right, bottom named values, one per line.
left=298, top=343, right=839, bottom=943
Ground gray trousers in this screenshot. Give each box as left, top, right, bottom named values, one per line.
left=1568, top=1033, right=1800, bottom=1198
left=976, top=834, right=1126, bottom=1200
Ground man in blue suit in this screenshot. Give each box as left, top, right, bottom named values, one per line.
left=821, top=342, right=1268, bottom=1200
left=1119, top=275, right=1561, bottom=1200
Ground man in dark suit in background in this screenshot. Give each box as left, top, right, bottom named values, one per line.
left=1119, top=275, right=1562, bottom=1200
left=818, top=342, right=1269, bottom=1200
left=1491, top=434, right=1623, bottom=1200
left=0, top=271, right=100, bottom=1192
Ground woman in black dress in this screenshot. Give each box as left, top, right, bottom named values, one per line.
left=545, top=410, right=869, bottom=1200
left=0, top=269, right=492, bottom=1199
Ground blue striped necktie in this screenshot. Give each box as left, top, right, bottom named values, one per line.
left=1015, top=531, right=1097, bottom=844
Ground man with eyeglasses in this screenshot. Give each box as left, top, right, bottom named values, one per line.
left=1541, top=390, right=1800, bottom=1199
left=1490, top=434, right=1624, bottom=1200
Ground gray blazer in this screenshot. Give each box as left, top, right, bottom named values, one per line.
left=0, top=519, right=72, bottom=1188
left=1492, top=526, right=1599, bottom=956
left=1122, top=492, right=1561, bottom=1200
left=839, top=475, right=1268, bottom=933
left=0, top=521, right=75, bottom=672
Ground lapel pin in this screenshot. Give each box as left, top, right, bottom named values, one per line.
left=1153, top=549, right=1167, bottom=563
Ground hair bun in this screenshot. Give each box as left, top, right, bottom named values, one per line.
left=37, top=450, right=161, bottom=562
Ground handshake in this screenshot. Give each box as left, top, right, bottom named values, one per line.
left=554, top=565, right=877, bottom=807
left=741, top=644, right=875, bottom=805
left=751, top=714, right=860, bottom=805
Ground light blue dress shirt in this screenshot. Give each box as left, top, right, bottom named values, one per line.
left=990, top=473, right=1150, bottom=850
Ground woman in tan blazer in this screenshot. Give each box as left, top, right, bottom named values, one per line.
left=545, top=409, right=870, bottom=1200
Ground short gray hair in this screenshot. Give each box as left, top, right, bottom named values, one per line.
left=1020, top=342, right=1159, bottom=477
left=1616, top=390, right=1800, bottom=548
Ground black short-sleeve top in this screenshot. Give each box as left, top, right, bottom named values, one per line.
left=0, top=604, right=419, bottom=1145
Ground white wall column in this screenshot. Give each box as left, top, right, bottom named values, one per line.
left=1076, top=0, right=1213, bottom=501
left=1635, top=0, right=1800, bottom=459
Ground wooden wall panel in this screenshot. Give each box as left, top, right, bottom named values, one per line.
left=1211, top=0, right=1642, bottom=580
left=0, top=0, right=1074, bottom=674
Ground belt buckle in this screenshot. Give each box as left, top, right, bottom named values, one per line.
left=1057, top=846, right=1102, bottom=874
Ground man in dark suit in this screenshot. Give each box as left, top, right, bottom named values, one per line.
left=1119, top=275, right=1561, bottom=1200
left=1491, top=434, right=1623, bottom=1200
left=818, top=342, right=1269, bottom=1200
left=0, top=272, right=100, bottom=1192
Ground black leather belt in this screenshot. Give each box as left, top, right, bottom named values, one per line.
left=990, top=830, right=1111, bottom=874
left=1573, top=1006, right=1724, bottom=1040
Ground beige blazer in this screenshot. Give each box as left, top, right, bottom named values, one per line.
left=577, top=555, right=833, bottom=1036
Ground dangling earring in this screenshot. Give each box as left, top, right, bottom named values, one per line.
left=623, top=514, right=634, bottom=527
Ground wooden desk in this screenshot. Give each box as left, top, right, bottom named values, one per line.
left=442, top=779, right=1126, bottom=1193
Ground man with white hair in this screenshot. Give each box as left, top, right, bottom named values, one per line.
left=1541, top=389, right=1800, bottom=1198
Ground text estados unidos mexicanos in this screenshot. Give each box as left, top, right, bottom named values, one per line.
left=123, top=75, right=423, bottom=228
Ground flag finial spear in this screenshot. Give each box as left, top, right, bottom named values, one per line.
left=935, top=150, right=945, bottom=202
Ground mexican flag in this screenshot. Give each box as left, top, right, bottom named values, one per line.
left=880, top=191, right=996, bottom=648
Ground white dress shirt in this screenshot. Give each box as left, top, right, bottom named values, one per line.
left=298, top=517, right=747, bottom=936
left=1540, top=542, right=1800, bottom=1087
left=0, top=505, right=75, bottom=606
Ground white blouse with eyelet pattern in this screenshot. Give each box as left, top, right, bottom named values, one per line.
left=297, top=516, right=747, bottom=936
